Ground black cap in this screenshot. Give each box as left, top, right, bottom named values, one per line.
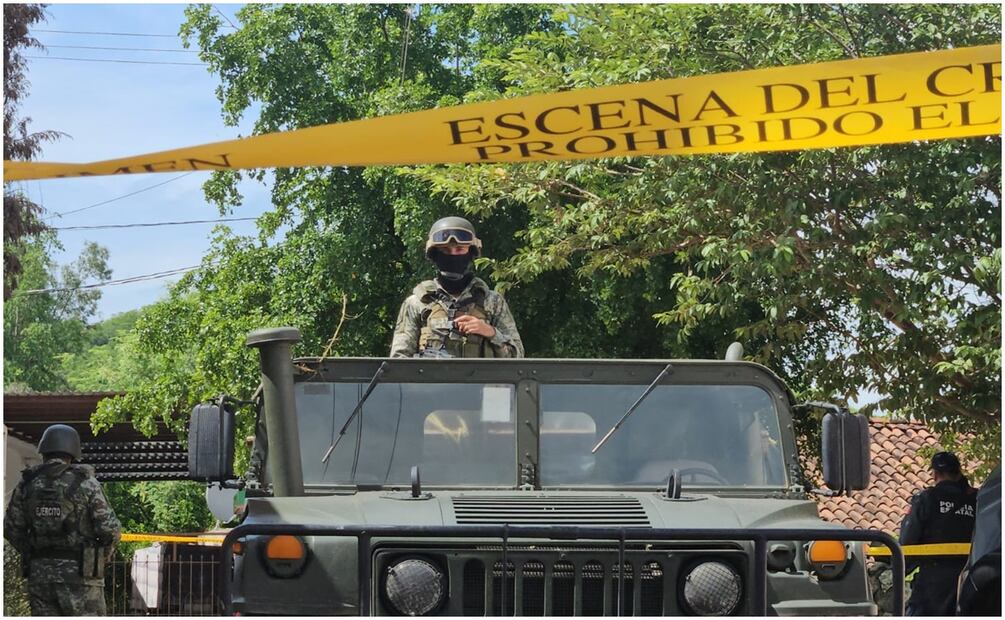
left=931, top=451, right=961, bottom=474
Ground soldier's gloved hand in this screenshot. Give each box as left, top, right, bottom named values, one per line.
left=453, top=315, right=496, bottom=338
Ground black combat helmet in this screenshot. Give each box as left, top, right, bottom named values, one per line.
left=931, top=451, right=962, bottom=475
left=425, top=216, right=482, bottom=259
left=38, top=424, right=82, bottom=460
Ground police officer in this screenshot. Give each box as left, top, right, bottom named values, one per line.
left=899, top=451, right=977, bottom=616
left=4, top=424, right=122, bottom=615
left=390, top=216, right=524, bottom=358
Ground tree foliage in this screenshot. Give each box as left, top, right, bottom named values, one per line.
left=4, top=236, right=112, bottom=391
left=414, top=4, right=1002, bottom=470
left=94, top=4, right=999, bottom=476
left=3, top=3, right=59, bottom=299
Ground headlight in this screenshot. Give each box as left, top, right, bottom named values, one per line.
left=384, top=558, right=446, bottom=616
left=680, top=560, right=742, bottom=616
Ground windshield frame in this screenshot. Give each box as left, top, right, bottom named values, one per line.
left=292, top=357, right=799, bottom=494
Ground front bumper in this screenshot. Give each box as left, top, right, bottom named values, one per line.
left=221, top=524, right=903, bottom=616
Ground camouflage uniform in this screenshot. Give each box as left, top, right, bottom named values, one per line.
left=4, top=456, right=122, bottom=616
left=390, top=277, right=524, bottom=358
left=869, top=560, right=912, bottom=616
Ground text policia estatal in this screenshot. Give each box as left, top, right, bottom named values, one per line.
left=446, top=62, right=1001, bottom=160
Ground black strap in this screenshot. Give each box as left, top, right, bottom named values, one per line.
left=19, top=467, right=42, bottom=501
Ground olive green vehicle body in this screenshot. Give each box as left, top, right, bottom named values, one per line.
left=224, top=347, right=885, bottom=615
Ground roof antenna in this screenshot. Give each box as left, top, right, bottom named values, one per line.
left=725, top=341, right=744, bottom=361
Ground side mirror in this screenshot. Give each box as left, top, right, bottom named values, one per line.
left=821, top=409, right=871, bottom=493
left=188, top=401, right=235, bottom=482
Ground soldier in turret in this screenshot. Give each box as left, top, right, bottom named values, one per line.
left=390, top=216, right=524, bottom=358
left=4, top=424, right=121, bottom=615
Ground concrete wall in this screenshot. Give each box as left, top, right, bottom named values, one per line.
left=4, top=428, right=42, bottom=505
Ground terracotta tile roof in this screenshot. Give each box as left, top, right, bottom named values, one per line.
left=816, top=419, right=944, bottom=534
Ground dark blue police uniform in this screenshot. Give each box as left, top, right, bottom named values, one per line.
left=899, top=477, right=978, bottom=615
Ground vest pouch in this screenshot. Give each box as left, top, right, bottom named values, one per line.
left=459, top=333, right=490, bottom=358
left=81, top=546, right=103, bottom=579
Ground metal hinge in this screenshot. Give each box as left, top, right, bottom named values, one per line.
left=519, top=462, right=537, bottom=491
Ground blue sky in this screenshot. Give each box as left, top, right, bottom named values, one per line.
left=17, top=3, right=272, bottom=320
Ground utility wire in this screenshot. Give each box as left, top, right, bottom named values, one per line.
left=46, top=172, right=196, bottom=220
left=44, top=44, right=199, bottom=54
left=19, top=266, right=201, bottom=295
left=27, top=55, right=207, bottom=67
left=54, top=217, right=257, bottom=231
left=33, top=29, right=180, bottom=38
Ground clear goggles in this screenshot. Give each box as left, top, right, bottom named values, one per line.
left=429, top=228, right=477, bottom=245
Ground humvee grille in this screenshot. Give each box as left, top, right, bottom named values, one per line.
left=376, top=544, right=704, bottom=615
left=452, top=496, right=651, bottom=527
left=460, top=557, right=667, bottom=615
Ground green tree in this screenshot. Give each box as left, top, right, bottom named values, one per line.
left=413, top=3, right=1002, bottom=470
left=4, top=236, right=111, bottom=391
left=60, top=310, right=215, bottom=541
left=4, top=3, right=60, bottom=300
left=96, top=4, right=999, bottom=478
left=94, top=4, right=573, bottom=440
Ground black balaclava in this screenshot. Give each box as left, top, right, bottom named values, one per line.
left=433, top=250, right=474, bottom=295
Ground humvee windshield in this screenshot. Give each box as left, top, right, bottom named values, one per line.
left=295, top=381, right=786, bottom=489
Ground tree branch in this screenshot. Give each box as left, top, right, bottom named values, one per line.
left=319, top=293, right=360, bottom=358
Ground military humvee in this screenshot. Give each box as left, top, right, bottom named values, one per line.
left=188, top=327, right=904, bottom=616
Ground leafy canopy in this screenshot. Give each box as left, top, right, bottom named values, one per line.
left=414, top=3, right=1001, bottom=470
left=93, top=4, right=999, bottom=476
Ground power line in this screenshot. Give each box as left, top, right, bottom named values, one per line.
left=19, top=266, right=201, bottom=295
left=44, top=44, right=199, bottom=54
left=46, top=172, right=196, bottom=220
left=54, top=217, right=257, bottom=231
left=26, top=55, right=207, bottom=67
left=33, top=28, right=180, bottom=38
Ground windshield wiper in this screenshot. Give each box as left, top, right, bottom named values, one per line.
left=592, top=363, right=673, bottom=454
left=320, top=361, right=388, bottom=465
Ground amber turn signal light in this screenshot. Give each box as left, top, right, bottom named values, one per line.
left=807, top=540, right=849, bottom=580
left=265, top=535, right=306, bottom=561
left=808, top=540, right=847, bottom=563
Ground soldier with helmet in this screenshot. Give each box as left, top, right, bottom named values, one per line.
left=4, top=424, right=121, bottom=615
left=390, top=216, right=524, bottom=358
left=899, top=451, right=978, bottom=616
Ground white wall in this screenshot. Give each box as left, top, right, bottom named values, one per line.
left=4, top=428, right=42, bottom=505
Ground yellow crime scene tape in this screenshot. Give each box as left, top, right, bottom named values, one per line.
left=119, top=532, right=971, bottom=557
left=867, top=542, right=971, bottom=557
left=121, top=533, right=225, bottom=545
left=3, top=44, right=999, bottom=182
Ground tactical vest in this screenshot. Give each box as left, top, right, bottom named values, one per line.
left=916, top=481, right=978, bottom=543
left=21, top=462, right=89, bottom=552
left=417, top=283, right=496, bottom=358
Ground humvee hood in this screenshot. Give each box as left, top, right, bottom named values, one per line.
left=243, top=490, right=837, bottom=532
